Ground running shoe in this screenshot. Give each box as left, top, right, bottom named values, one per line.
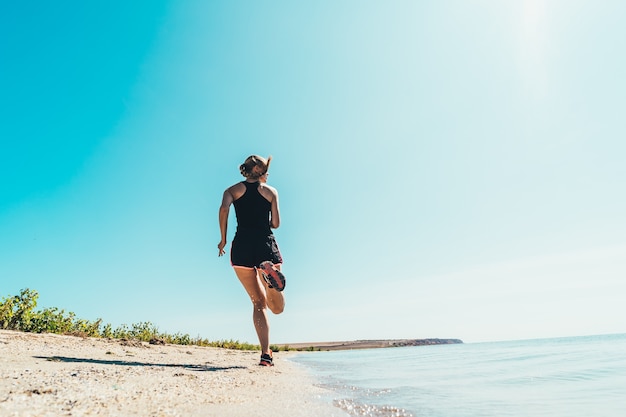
left=259, top=261, right=286, bottom=292
left=259, top=351, right=274, bottom=366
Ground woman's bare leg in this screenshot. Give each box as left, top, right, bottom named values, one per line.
left=234, top=267, right=271, bottom=355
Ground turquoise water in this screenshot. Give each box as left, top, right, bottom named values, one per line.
left=290, top=334, right=626, bottom=417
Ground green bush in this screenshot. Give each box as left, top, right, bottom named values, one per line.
left=0, top=288, right=39, bottom=331
left=0, top=288, right=286, bottom=352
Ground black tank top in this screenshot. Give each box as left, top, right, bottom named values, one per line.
left=233, top=181, right=272, bottom=234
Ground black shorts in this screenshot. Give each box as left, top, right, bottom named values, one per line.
left=231, top=232, right=283, bottom=268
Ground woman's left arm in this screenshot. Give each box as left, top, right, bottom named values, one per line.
left=270, top=189, right=280, bottom=229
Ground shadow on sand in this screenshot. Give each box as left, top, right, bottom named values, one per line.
left=33, top=356, right=247, bottom=372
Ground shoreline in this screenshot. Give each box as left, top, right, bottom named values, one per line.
left=278, top=338, right=463, bottom=351
left=0, top=330, right=347, bottom=417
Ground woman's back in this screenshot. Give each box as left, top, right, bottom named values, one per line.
left=233, top=181, right=272, bottom=233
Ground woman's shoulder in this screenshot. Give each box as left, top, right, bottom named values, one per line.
left=226, top=182, right=247, bottom=198
left=259, top=183, right=278, bottom=194
left=258, top=183, right=278, bottom=202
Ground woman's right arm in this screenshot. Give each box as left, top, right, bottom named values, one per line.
left=218, top=189, right=234, bottom=256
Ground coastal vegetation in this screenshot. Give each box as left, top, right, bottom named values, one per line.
left=1, top=288, right=462, bottom=351
left=0, top=288, right=272, bottom=351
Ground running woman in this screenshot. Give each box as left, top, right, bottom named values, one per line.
left=217, top=155, right=286, bottom=366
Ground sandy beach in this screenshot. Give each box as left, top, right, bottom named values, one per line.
left=0, top=330, right=346, bottom=417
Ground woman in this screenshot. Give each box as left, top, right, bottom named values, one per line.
left=218, top=155, right=286, bottom=366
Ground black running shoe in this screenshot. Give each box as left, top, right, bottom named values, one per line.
left=259, top=351, right=274, bottom=366
left=259, top=261, right=286, bottom=292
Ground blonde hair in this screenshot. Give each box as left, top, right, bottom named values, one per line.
left=239, top=155, right=272, bottom=179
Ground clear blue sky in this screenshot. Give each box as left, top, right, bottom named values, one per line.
left=2, top=1, right=625, bottom=344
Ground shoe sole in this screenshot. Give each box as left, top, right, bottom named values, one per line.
left=259, top=261, right=286, bottom=292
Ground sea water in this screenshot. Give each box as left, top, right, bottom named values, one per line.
left=290, top=334, right=626, bottom=417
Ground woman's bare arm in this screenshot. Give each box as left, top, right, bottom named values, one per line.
left=269, top=188, right=280, bottom=229
left=218, top=189, right=234, bottom=256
